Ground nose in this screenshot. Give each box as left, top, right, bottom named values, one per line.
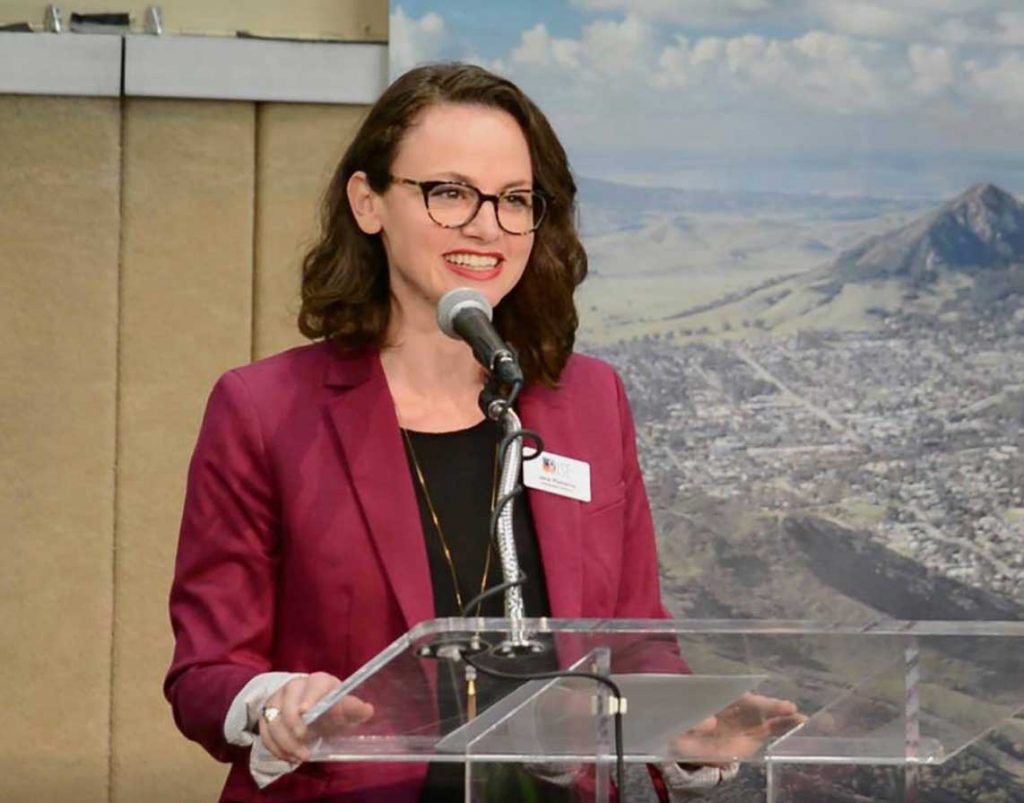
left=460, top=197, right=502, bottom=240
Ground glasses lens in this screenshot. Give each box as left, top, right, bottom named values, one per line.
left=497, top=191, right=546, bottom=234
left=425, top=183, right=479, bottom=227
left=424, top=183, right=547, bottom=234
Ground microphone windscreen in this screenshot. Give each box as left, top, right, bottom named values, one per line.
left=436, top=288, right=492, bottom=339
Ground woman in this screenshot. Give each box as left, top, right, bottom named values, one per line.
left=165, top=63, right=790, bottom=802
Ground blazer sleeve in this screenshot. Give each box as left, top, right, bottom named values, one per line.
left=612, top=369, right=672, bottom=621
left=164, top=370, right=280, bottom=763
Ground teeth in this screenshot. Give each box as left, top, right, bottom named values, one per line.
left=445, top=253, right=499, bottom=269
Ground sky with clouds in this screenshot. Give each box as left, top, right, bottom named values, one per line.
left=390, top=0, right=1024, bottom=198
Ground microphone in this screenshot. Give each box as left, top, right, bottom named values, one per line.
left=436, top=288, right=524, bottom=386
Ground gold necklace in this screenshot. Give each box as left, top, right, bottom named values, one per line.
left=401, top=427, right=499, bottom=617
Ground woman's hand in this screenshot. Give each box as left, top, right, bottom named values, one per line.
left=258, top=672, right=374, bottom=764
left=672, top=692, right=806, bottom=765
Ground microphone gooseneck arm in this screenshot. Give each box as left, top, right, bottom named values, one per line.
left=488, top=401, right=528, bottom=648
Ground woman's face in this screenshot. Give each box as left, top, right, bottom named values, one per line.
left=358, top=102, right=536, bottom=320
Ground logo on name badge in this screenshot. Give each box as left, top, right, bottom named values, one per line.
left=523, top=450, right=591, bottom=502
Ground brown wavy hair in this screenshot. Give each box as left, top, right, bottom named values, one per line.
left=298, top=63, right=587, bottom=387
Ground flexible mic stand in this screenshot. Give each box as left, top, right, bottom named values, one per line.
left=479, top=397, right=528, bottom=647
left=479, top=377, right=533, bottom=652
left=415, top=376, right=543, bottom=662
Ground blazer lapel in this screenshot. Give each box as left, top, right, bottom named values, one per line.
left=322, top=346, right=434, bottom=631
left=517, top=385, right=583, bottom=619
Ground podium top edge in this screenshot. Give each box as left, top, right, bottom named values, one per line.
left=408, top=617, right=1024, bottom=639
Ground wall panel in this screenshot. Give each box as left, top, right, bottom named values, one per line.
left=253, top=103, right=366, bottom=359
left=1, top=7, right=388, bottom=798
left=111, top=98, right=255, bottom=802
left=0, top=96, right=120, bottom=802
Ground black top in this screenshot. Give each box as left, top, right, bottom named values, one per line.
left=402, top=420, right=568, bottom=803
left=402, top=419, right=551, bottom=619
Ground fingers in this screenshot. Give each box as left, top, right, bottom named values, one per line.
left=323, top=693, right=376, bottom=733
left=755, top=694, right=797, bottom=717
left=337, top=695, right=375, bottom=726
left=260, top=707, right=302, bottom=764
left=295, top=673, right=347, bottom=742
left=260, top=683, right=307, bottom=763
left=766, top=712, right=807, bottom=736
left=282, top=672, right=339, bottom=739
left=305, top=672, right=342, bottom=695
left=279, top=678, right=312, bottom=757
left=259, top=673, right=343, bottom=764
left=721, top=693, right=799, bottom=728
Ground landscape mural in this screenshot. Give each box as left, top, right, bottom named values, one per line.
left=391, top=2, right=1024, bottom=799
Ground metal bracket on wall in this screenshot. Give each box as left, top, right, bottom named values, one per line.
left=44, top=5, right=63, bottom=33
left=144, top=6, right=163, bottom=36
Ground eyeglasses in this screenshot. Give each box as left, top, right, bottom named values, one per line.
left=391, top=176, right=547, bottom=235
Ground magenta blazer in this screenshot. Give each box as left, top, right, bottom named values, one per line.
left=165, top=342, right=671, bottom=802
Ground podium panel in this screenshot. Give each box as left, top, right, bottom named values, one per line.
left=250, top=619, right=1024, bottom=801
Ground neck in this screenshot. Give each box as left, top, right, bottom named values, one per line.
left=382, top=298, right=486, bottom=431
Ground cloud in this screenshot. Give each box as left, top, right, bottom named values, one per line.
left=511, top=14, right=655, bottom=81
left=390, top=6, right=448, bottom=76
left=965, top=52, right=1024, bottom=106
left=511, top=23, right=583, bottom=69
left=571, top=0, right=1024, bottom=48
left=581, top=14, right=655, bottom=75
left=569, top=0, right=779, bottom=28
left=995, top=11, right=1024, bottom=46
left=936, top=10, right=1024, bottom=46
left=814, top=2, right=915, bottom=38
left=908, top=44, right=955, bottom=97
left=502, top=4, right=1023, bottom=123
left=653, top=35, right=694, bottom=88
left=652, top=30, right=895, bottom=113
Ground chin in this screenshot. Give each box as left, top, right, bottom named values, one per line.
left=441, top=278, right=516, bottom=308
left=484, top=284, right=518, bottom=311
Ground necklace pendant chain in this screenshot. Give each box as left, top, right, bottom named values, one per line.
left=402, top=428, right=500, bottom=617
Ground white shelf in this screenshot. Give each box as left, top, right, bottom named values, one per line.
left=0, top=33, right=388, bottom=103
left=0, top=32, right=122, bottom=97
left=125, top=35, right=387, bottom=103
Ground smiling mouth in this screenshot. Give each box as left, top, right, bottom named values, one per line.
left=444, top=252, right=503, bottom=270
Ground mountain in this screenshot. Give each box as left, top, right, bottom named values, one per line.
left=827, top=183, right=1024, bottom=286
left=652, top=183, right=1024, bottom=333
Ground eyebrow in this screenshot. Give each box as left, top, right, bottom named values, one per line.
left=431, top=171, right=533, bottom=192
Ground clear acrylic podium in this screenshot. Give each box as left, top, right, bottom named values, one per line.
left=258, top=618, right=1024, bottom=801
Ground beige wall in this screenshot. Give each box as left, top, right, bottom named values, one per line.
left=112, top=98, right=258, bottom=802
left=254, top=103, right=366, bottom=359
left=1, top=5, right=381, bottom=800
left=0, top=95, right=120, bottom=803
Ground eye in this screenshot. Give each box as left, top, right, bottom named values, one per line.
left=430, top=184, right=474, bottom=202
left=502, top=192, right=534, bottom=209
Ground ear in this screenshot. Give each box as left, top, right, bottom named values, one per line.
left=347, top=171, right=384, bottom=235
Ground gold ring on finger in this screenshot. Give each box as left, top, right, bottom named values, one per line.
left=261, top=706, right=281, bottom=724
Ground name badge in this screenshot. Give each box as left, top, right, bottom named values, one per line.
left=522, top=449, right=591, bottom=502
